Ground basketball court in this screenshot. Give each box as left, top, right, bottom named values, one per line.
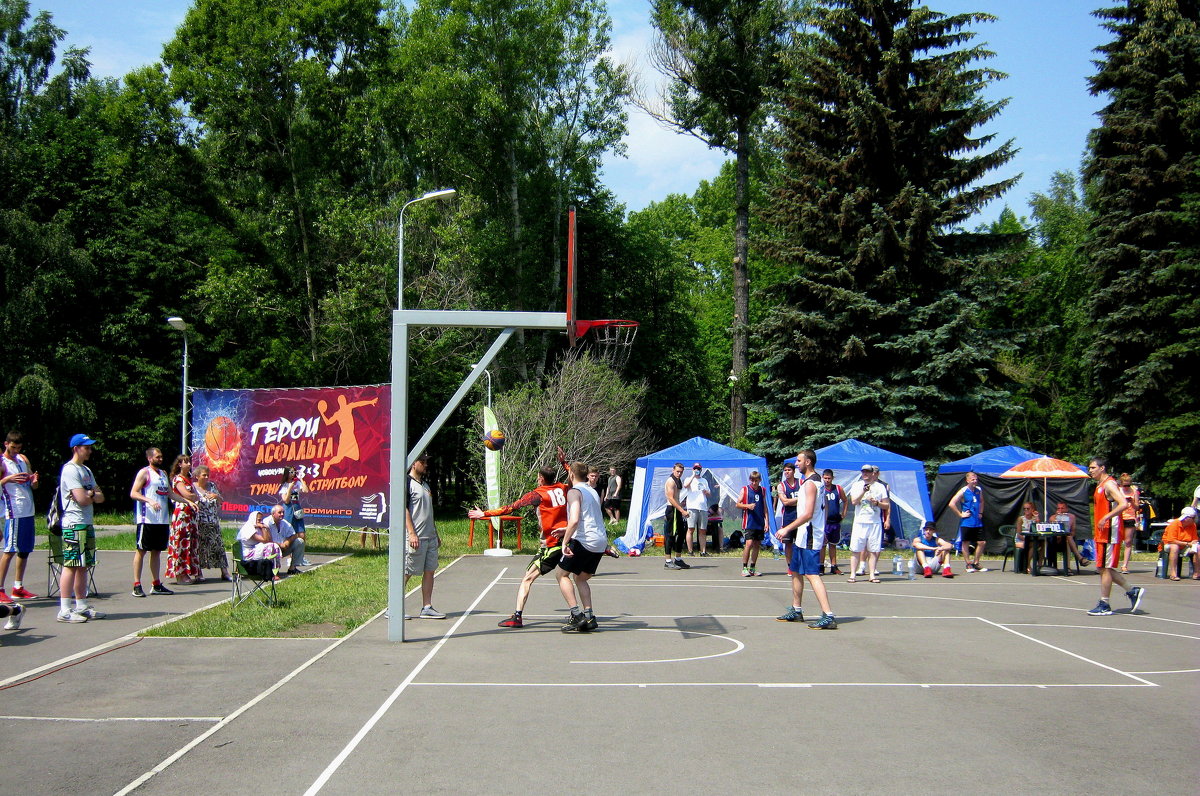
left=2, top=552, right=1196, bottom=795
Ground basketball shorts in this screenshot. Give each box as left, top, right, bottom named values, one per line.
left=2, top=515, right=35, bottom=554
left=788, top=546, right=822, bottom=576
left=743, top=527, right=765, bottom=543
left=959, top=525, right=985, bottom=544
left=528, top=544, right=564, bottom=575
left=136, top=523, right=170, bottom=552
left=823, top=522, right=842, bottom=545
left=404, top=538, right=439, bottom=577
left=1095, top=540, right=1122, bottom=570
left=558, top=539, right=603, bottom=575
left=1094, top=516, right=1120, bottom=545
left=62, top=525, right=96, bottom=567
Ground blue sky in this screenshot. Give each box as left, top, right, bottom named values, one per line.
left=36, top=1, right=1108, bottom=222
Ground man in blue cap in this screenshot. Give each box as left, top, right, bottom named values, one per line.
left=57, top=434, right=106, bottom=623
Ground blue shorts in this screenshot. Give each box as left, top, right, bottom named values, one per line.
left=788, top=546, right=822, bottom=576
left=3, top=516, right=35, bottom=554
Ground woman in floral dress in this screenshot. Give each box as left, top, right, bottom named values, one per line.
left=193, top=465, right=230, bottom=581
left=165, top=455, right=201, bottom=584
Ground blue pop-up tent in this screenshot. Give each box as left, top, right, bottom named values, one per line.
left=619, top=437, right=777, bottom=553
left=788, top=439, right=934, bottom=542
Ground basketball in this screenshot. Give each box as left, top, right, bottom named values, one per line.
left=204, top=416, right=241, bottom=473
left=481, top=429, right=506, bottom=451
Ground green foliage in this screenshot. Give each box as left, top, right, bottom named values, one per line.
left=1083, top=0, right=1200, bottom=498
left=752, top=0, right=1018, bottom=461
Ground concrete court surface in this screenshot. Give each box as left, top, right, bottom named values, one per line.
left=1, top=552, right=1196, bottom=795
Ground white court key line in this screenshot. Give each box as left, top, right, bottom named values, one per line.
left=571, top=628, right=744, bottom=665
left=1, top=715, right=220, bottom=723
left=302, top=566, right=507, bottom=796
left=978, top=618, right=1158, bottom=686
left=113, top=555, right=468, bottom=796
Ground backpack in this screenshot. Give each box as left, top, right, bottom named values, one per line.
left=46, top=479, right=64, bottom=534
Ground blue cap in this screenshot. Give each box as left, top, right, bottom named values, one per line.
left=69, top=433, right=97, bottom=448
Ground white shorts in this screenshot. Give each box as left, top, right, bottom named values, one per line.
left=849, top=523, right=883, bottom=553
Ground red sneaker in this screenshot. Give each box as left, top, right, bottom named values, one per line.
left=498, top=613, right=524, bottom=628
left=10, top=586, right=38, bottom=599
left=0, top=590, right=12, bottom=604
left=923, top=566, right=932, bottom=578
left=942, top=567, right=954, bottom=578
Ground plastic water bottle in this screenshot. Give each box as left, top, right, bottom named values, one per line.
left=892, top=555, right=902, bottom=575
left=1154, top=556, right=1165, bottom=579
left=907, top=557, right=916, bottom=580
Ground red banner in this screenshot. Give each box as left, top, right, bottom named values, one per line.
left=189, top=385, right=390, bottom=528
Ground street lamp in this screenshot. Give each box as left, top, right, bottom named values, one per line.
left=471, top=363, right=493, bottom=407
left=167, top=316, right=189, bottom=456
left=397, top=188, right=456, bottom=309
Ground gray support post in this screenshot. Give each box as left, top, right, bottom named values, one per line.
left=387, top=312, right=409, bottom=642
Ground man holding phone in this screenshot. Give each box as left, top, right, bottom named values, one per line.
left=0, top=430, right=39, bottom=603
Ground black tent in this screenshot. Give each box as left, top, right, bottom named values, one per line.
left=932, top=446, right=1092, bottom=553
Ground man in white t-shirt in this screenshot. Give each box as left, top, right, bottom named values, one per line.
left=57, top=434, right=106, bottom=623
left=1192, top=482, right=1200, bottom=511
left=847, top=464, right=889, bottom=583
left=1, top=430, right=40, bottom=603
left=683, top=462, right=712, bottom=556
left=558, top=460, right=608, bottom=633
left=264, top=504, right=306, bottom=577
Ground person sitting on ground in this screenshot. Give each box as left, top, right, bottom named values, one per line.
left=264, top=503, right=306, bottom=576
left=236, top=510, right=282, bottom=579
left=1161, top=507, right=1199, bottom=581
left=1015, top=501, right=1039, bottom=573
left=912, top=521, right=955, bottom=578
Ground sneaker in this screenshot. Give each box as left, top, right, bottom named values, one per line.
left=498, top=613, right=524, bottom=628
left=1087, top=601, right=1113, bottom=616
left=942, top=567, right=954, bottom=578
left=741, top=566, right=751, bottom=577
left=0, top=590, right=11, bottom=605
left=151, top=584, right=174, bottom=595
left=923, top=566, right=933, bottom=578
left=11, top=586, right=38, bottom=600
left=974, top=564, right=989, bottom=572
left=76, top=606, right=105, bottom=620
left=3, top=604, right=23, bottom=630
left=300, top=557, right=312, bottom=566
left=966, top=563, right=979, bottom=573
left=1126, top=586, right=1144, bottom=613
left=56, top=610, right=88, bottom=623
left=819, top=564, right=826, bottom=575
left=674, top=558, right=691, bottom=569
left=665, top=560, right=681, bottom=570
left=604, top=546, right=621, bottom=558
left=131, top=584, right=146, bottom=598
left=776, top=606, right=804, bottom=622
left=561, top=613, right=587, bottom=633
left=807, top=614, right=838, bottom=630
left=699, top=551, right=709, bottom=557
left=830, top=566, right=842, bottom=575
left=419, top=605, right=447, bottom=619
left=583, top=614, right=598, bottom=631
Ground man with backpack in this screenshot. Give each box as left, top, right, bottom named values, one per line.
left=57, top=434, right=106, bottom=623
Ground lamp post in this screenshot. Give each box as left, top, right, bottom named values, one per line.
left=167, top=316, right=189, bottom=456
left=471, top=363, right=493, bottom=407
left=397, top=188, right=456, bottom=308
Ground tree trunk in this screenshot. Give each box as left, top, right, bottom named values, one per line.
left=730, top=128, right=750, bottom=441
left=508, top=144, right=529, bottom=381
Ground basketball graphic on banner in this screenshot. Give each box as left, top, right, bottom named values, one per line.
left=204, top=416, right=241, bottom=473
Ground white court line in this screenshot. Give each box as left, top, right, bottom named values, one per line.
left=114, top=555, right=466, bottom=796
left=302, top=566, right=507, bottom=796
left=1, top=714, right=221, bottom=723
left=1128, top=669, right=1200, bottom=675
left=1003, top=623, right=1200, bottom=641
left=978, top=618, right=1157, bottom=686
left=410, top=681, right=1154, bottom=689
left=571, top=628, right=744, bottom=665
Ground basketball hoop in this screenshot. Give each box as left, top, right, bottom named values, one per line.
left=572, top=319, right=639, bottom=368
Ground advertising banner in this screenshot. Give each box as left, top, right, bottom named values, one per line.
left=190, top=385, right=390, bottom=528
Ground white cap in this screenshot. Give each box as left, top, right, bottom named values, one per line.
left=1181, top=507, right=1197, bottom=521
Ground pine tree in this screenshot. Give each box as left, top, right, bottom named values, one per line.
left=1084, top=0, right=1200, bottom=497
left=752, top=0, right=1017, bottom=460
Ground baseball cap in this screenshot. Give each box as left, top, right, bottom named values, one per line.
left=1181, top=507, right=1198, bottom=521
left=69, top=433, right=97, bottom=448
left=692, top=462, right=702, bottom=469
left=860, top=464, right=874, bottom=472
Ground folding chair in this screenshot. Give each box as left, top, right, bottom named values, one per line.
left=46, top=529, right=99, bottom=598
left=999, top=525, right=1026, bottom=573
left=230, top=543, right=277, bottom=610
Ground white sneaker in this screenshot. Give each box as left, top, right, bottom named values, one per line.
left=3, top=604, right=23, bottom=630
left=57, top=611, right=88, bottom=623
left=300, top=557, right=312, bottom=566
left=418, top=605, right=447, bottom=619
left=76, top=606, right=106, bottom=620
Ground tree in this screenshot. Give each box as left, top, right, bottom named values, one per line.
left=644, top=0, right=794, bottom=443
left=1083, top=0, right=1200, bottom=497
left=752, top=0, right=1017, bottom=461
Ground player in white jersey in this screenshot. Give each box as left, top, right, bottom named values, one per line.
left=129, top=447, right=175, bottom=597
left=1, top=430, right=40, bottom=602
left=774, top=449, right=837, bottom=629
left=558, top=460, right=609, bottom=633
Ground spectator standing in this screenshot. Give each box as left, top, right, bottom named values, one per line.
left=662, top=463, right=689, bottom=570
left=165, top=455, right=201, bottom=585
left=57, top=434, right=105, bottom=623
left=912, top=521, right=955, bottom=577
left=735, top=470, right=768, bottom=577
left=603, top=466, right=623, bottom=525
left=406, top=453, right=445, bottom=619
left=1086, top=457, right=1144, bottom=616
left=193, top=465, right=231, bottom=581
left=129, top=447, right=174, bottom=597
left=820, top=469, right=845, bottom=575
left=1117, top=473, right=1141, bottom=573
left=950, top=471, right=988, bottom=572
left=1, top=430, right=39, bottom=603
left=683, top=462, right=711, bottom=556
left=279, top=466, right=310, bottom=566
left=847, top=464, right=888, bottom=583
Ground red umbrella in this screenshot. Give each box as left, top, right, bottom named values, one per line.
left=999, top=456, right=1089, bottom=519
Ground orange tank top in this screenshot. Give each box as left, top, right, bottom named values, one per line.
left=1093, top=476, right=1118, bottom=543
